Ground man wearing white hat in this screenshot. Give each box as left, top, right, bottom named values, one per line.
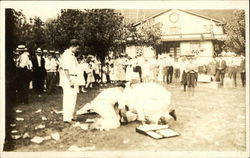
left=15, top=45, right=31, bottom=104
left=45, top=52, right=58, bottom=94
left=31, top=48, right=46, bottom=97
left=61, top=39, right=80, bottom=123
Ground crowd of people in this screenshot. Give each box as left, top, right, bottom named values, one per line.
left=12, top=43, right=246, bottom=105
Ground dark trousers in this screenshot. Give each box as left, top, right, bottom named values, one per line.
left=106, top=73, right=110, bottom=83
left=33, top=68, right=45, bottom=94
left=215, top=70, right=225, bottom=86
left=162, top=66, right=168, bottom=82
left=16, top=68, right=30, bottom=104
left=166, top=66, right=173, bottom=84
left=174, top=68, right=180, bottom=80
left=46, top=72, right=56, bottom=94
left=134, top=66, right=142, bottom=82
left=93, top=70, right=101, bottom=83
left=241, top=72, right=245, bottom=87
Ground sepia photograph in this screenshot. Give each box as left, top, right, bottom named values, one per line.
left=0, top=1, right=249, bottom=158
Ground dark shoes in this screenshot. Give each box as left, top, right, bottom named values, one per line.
left=169, top=110, right=177, bottom=121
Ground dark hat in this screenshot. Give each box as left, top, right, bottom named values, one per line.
left=70, top=39, right=80, bottom=47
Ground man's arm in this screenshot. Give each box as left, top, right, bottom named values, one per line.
left=64, top=69, right=74, bottom=88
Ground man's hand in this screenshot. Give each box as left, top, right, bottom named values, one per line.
left=69, top=80, right=74, bottom=88
left=119, top=108, right=128, bottom=123
left=140, top=120, right=146, bottom=125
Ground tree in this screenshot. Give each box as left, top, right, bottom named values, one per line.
left=125, top=21, right=163, bottom=58
left=223, top=10, right=245, bottom=55
left=80, top=9, right=124, bottom=62
left=11, top=9, right=31, bottom=50
left=27, top=16, right=46, bottom=54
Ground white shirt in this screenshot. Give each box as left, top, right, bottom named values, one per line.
left=232, top=57, right=242, bottom=67
left=19, top=52, right=30, bottom=68
left=36, top=55, right=42, bottom=67
left=45, top=58, right=58, bottom=72
left=166, top=57, right=174, bottom=66
left=61, top=49, right=78, bottom=75
left=174, top=60, right=180, bottom=69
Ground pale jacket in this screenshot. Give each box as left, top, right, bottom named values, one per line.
left=119, top=82, right=172, bottom=123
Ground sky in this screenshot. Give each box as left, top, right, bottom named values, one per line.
left=21, top=8, right=61, bottom=21
left=1, top=1, right=248, bottom=22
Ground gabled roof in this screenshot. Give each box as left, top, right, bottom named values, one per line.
left=118, top=9, right=234, bottom=26
left=133, top=9, right=231, bottom=26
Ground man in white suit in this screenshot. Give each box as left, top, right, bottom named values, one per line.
left=61, top=39, right=80, bottom=123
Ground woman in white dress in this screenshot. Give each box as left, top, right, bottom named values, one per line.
left=76, top=58, right=86, bottom=92
left=85, top=63, right=95, bottom=89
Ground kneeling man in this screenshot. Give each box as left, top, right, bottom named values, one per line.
left=77, top=84, right=125, bottom=130
left=119, top=81, right=176, bottom=125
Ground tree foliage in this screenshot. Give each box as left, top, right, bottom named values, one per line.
left=223, top=10, right=245, bottom=54
left=80, top=9, right=124, bottom=62
left=9, top=9, right=162, bottom=60
left=28, top=16, right=46, bottom=53
left=125, top=22, right=162, bottom=50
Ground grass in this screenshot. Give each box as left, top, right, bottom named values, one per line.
left=6, top=81, right=246, bottom=152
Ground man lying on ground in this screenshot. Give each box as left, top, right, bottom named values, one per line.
left=118, top=81, right=176, bottom=125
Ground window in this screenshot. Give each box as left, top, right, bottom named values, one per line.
left=190, top=42, right=201, bottom=55
left=209, top=24, right=214, bottom=33
left=169, top=27, right=179, bottom=34
left=203, top=25, right=208, bottom=33
left=203, top=24, right=214, bottom=33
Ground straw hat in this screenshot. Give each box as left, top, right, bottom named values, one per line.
left=16, top=45, right=28, bottom=52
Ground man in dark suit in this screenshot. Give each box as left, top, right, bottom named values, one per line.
left=240, top=54, right=245, bottom=87
left=31, top=48, right=46, bottom=97
left=215, top=54, right=227, bottom=86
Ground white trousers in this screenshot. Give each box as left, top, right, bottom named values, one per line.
left=93, top=99, right=121, bottom=129
left=62, top=84, right=78, bottom=122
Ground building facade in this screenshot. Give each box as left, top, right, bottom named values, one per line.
left=126, top=9, right=228, bottom=64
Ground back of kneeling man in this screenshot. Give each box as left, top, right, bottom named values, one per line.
left=118, top=82, right=176, bottom=125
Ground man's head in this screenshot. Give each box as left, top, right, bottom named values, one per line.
left=16, top=45, right=27, bottom=54
left=36, top=48, right=42, bottom=56
left=43, top=50, right=48, bottom=57
left=47, top=53, right=53, bottom=60
left=70, top=39, right=80, bottom=53
left=13, top=51, right=19, bottom=59
left=158, top=110, right=177, bottom=125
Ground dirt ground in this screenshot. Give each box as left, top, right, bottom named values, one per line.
left=6, top=81, right=246, bottom=152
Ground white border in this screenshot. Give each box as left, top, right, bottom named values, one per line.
left=0, top=1, right=249, bottom=158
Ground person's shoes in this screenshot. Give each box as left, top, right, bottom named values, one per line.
left=63, top=121, right=72, bottom=127
left=169, top=110, right=177, bottom=121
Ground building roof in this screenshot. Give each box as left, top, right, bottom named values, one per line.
left=118, top=9, right=234, bottom=25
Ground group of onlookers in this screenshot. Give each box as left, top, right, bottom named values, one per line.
left=12, top=44, right=246, bottom=104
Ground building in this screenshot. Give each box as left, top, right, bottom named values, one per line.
left=123, top=9, right=233, bottom=64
